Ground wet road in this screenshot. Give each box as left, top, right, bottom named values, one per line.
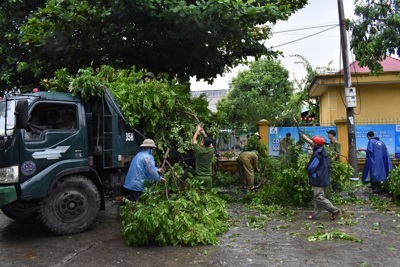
left=1, top=197, right=400, bottom=267
left=0, top=200, right=214, bottom=267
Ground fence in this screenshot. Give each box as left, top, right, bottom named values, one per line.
left=319, top=118, right=400, bottom=126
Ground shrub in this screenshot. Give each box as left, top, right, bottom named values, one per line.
left=387, top=165, right=400, bottom=202
left=254, top=150, right=313, bottom=207
left=249, top=144, right=354, bottom=207
left=330, top=160, right=354, bottom=192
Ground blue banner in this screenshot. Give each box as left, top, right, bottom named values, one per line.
left=269, top=124, right=400, bottom=158
left=396, top=125, right=400, bottom=158
left=269, top=126, right=336, bottom=157
left=355, top=125, right=397, bottom=158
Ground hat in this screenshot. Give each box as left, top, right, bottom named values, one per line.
left=143, top=72, right=154, bottom=79
left=254, top=132, right=262, bottom=139
left=326, top=130, right=336, bottom=136
left=312, top=136, right=325, bottom=146
left=140, top=139, right=156, bottom=148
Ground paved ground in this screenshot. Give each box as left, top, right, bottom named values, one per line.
left=1, top=188, right=400, bottom=267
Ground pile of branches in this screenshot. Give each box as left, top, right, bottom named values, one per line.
left=119, top=165, right=229, bottom=246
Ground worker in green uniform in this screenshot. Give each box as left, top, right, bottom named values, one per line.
left=279, top=132, right=293, bottom=157
left=192, top=124, right=215, bottom=189
left=326, top=130, right=341, bottom=161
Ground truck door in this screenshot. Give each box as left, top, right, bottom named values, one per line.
left=20, top=101, right=86, bottom=196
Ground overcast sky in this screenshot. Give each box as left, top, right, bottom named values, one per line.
left=190, top=0, right=356, bottom=91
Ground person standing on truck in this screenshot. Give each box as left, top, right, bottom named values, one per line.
left=192, top=124, right=215, bottom=189
left=136, top=72, right=154, bottom=83
left=123, top=139, right=166, bottom=201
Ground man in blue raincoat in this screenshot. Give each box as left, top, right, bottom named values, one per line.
left=358, top=131, right=393, bottom=191
left=123, top=139, right=166, bottom=201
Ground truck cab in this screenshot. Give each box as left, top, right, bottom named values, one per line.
left=0, top=89, right=141, bottom=235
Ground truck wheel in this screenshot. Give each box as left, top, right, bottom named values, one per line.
left=39, top=175, right=101, bottom=235
left=0, top=199, right=39, bottom=221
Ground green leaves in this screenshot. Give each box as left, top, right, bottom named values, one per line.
left=44, top=65, right=216, bottom=157
left=217, top=58, right=294, bottom=130
left=307, top=229, right=362, bottom=243
left=120, top=175, right=229, bottom=246
left=329, top=160, right=354, bottom=192
left=1, top=0, right=308, bottom=90
left=244, top=147, right=313, bottom=207
left=350, top=0, right=400, bottom=73
left=386, top=165, right=400, bottom=202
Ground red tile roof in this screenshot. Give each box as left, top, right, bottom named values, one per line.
left=338, top=56, right=400, bottom=73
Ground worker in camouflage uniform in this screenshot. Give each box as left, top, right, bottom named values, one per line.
left=237, top=150, right=259, bottom=190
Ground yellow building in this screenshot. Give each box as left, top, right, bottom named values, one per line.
left=309, top=56, right=400, bottom=125
left=309, top=56, right=400, bottom=165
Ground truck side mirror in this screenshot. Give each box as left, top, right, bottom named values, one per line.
left=15, top=99, right=28, bottom=129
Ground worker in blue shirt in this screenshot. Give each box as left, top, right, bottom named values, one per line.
left=123, top=139, right=166, bottom=201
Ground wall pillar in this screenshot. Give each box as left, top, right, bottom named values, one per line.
left=258, top=119, right=269, bottom=154
left=335, top=119, right=347, bottom=163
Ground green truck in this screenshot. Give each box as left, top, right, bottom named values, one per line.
left=0, top=89, right=141, bottom=235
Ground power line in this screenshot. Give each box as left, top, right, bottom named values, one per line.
left=270, top=25, right=339, bottom=48
left=274, top=33, right=339, bottom=38
left=272, top=24, right=339, bottom=34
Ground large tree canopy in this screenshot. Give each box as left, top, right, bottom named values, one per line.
left=350, top=0, right=400, bottom=73
left=0, top=0, right=307, bottom=91
left=216, top=58, right=294, bottom=130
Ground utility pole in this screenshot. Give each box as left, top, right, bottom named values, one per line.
left=337, top=0, right=359, bottom=181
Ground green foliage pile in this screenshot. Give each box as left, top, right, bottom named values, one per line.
left=307, top=229, right=362, bottom=243
left=247, top=144, right=354, bottom=207
left=257, top=151, right=313, bottom=207
left=107, top=69, right=214, bottom=154
left=238, top=145, right=312, bottom=207
left=120, top=174, right=229, bottom=246
left=42, top=65, right=217, bottom=156
left=329, top=160, right=354, bottom=192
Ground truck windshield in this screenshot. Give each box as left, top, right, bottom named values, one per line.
left=0, top=100, right=16, bottom=137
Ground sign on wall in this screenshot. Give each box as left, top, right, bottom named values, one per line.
left=269, top=124, right=400, bottom=158
left=355, top=125, right=397, bottom=158
left=269, top=126, right=335, bottom=157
